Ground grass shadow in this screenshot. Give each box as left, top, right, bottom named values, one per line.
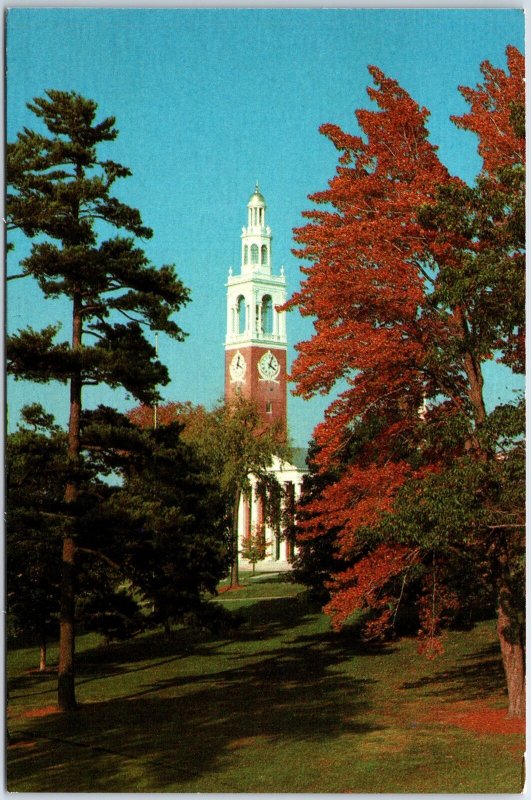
left=401, top=642, right=505, bottom=701
left=8, top=595, right=381, bottom=792
left=246, top=571, right=293, bottom=583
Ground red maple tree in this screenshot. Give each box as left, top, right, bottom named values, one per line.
left=285, top=47, right=525, bottom=717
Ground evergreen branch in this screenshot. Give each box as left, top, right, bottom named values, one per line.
left=79, top=304, right=107, bottom=317
left=7, top=273, right=29, bottom=281
left=76, top=547, right=123, bottom=573
left=117, top=309, right=146, bottom=326
left=76, top=547, right=146, bottom=596
left=82, top=329, right=106, bottom=341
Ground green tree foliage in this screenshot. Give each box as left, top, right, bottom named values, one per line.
left=6, top=405, right=144, bottom=666
left=113, top=419, right=230, bottom=632
left=129, top=397, right=289, bottom=586
left=292, top=437, right=364, bottom=604
left=6, top=414, right=65, bottom=671
left=285, top=47, right=525, bottom=717
left=78, top=403, right=232, bottom=634
left=7, top=91, right=190, bottom=710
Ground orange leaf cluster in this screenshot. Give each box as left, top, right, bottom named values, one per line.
left=452, top=46, right=525, bottom=177
left=324, top=544, right=418, bottom=632
left=297, top=460, right=411, bottom=552
left=285, top=65, right=454, bottom=473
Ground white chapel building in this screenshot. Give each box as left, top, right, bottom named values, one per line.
left=224, top=185, right=308, bottom=569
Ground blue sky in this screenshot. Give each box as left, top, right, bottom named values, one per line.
left=6, top=8, right=525, bottom=447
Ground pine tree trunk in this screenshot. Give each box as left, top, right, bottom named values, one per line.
left=39, top=631, right=47, bottom=672
left=497, top=585, right=525, bottom=719
left=58, top=292, right=82, bottom=711
left=58, top=535, right=76, bottom=710
left=230, top=488, right=241, bottom=588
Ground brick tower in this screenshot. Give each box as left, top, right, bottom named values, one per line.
left=224, top=184, right=287, bottom=436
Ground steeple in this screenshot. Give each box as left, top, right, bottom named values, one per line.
left=223, top=186, right=307, bottom=572
left=226, top=184, right=286, bottom=349
left=225, top=184, right=288, bottom=444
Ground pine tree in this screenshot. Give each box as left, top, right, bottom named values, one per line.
left=7, top=91, right=190, bottom=710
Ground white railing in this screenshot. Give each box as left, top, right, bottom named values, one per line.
left=228, top=331, right=285, bottom=342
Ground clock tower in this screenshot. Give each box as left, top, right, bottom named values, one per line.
left=225, top=184, right=287, bottom=437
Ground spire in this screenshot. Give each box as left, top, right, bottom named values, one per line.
left=226, top=185, right=287, bottom=350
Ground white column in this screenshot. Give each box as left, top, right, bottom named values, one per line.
left=250, top=480, right=258, bottom=537
left=226, top=295, right=231, bottom=340
left=237, top=490, right=245, bottom=554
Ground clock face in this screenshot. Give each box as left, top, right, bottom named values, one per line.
left=258, top=350, right=280, bottom=381
left=229, top=351, right=246, bottom=382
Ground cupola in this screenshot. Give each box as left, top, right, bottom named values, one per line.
left=247, top=182, right=266, bottom=228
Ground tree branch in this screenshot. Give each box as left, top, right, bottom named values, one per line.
left=487, top=523, right=525, bottom=530
left=82, top=329, right=106, bottom=341
left=7, top=273, right=29, bottom=281
left=117, top=309, right=146, bottom=326
left=76, top=547, right=123, bottom=573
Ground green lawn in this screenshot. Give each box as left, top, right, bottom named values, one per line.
left=7, top=572, right=524, bottom=793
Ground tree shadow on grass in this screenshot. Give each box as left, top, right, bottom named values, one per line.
left=401, top=643, right=505, bottom=702
left=245, top=571, right=293, bottom=583
left=8, top=634, right=206, bottom=702
left=8, top=596, right=383, bottom=792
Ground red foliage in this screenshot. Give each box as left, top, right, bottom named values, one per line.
left=285, top=49, right=524, bottom=656
left=128, top=400, right=209, bottom=434
left=452, top=46, right=525, bottom=177
left=298, top=460, right=411, bottom=553
left=284, top=65, right=456, bottom=494
left=284, top=66, right=453, bottom=602
left=453, top=46, right=525, bottom=374
left=324, top=544, right=419, bottom=632
left=218, top=584, right=245, bottom=594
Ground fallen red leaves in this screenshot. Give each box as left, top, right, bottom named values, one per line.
left=22, top=705, right=61, bottom=719
left=217, top=584, right=246, bottom=594
left=426, top=701, right=525, bottom=735
left=8, top=739, right=37, bottom=750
